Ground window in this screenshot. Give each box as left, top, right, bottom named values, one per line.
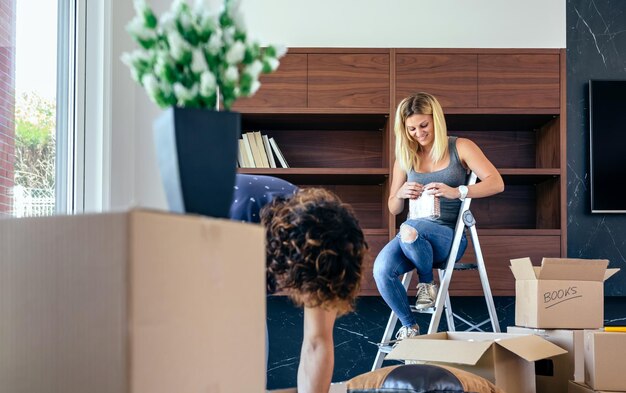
left=0, top=0, right=79, bottom=217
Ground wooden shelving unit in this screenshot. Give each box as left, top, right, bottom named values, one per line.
left=234, top=48, right=566, bottom=296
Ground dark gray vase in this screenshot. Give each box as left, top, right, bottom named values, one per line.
left=153, top=107, right=240, bottom=218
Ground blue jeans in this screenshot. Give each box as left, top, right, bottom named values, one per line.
left=373, top=219, right=467, bottom=327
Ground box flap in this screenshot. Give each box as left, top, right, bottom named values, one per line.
left=495, top=334, right=567, bottom=362
left=510, top=257, right=537, bottom=280
left=387, top=337, right=493, bottom=365
left=604, top=268, right=620, bottom=281
left=538, top=258, right=609, bottom=281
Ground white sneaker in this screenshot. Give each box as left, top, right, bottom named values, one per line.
left=395, top=324, right=420, bottom=342
left=415, top=282, right=437, bottom=310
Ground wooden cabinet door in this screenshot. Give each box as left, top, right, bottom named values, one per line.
left=396, top=54, right=478, bottom=108
left=308, top=53, right=389, bottom=109
left=359, top=233, right=389, bottom=295
left=478, top=54, right=560, bottom=108
left=233, top=53, right=307, bottom=109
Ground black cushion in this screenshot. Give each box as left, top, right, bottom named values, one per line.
left=346, top=364, right=503, bottom=393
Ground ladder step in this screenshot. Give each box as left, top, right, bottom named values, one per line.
left=410, top=305, right=436, bottom=313
left=376, top=344, right=394, bottom=354
left=450, top=263, right=478, bottom=271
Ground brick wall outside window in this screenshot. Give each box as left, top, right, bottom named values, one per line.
left=0, top=0, right=16, bottom=215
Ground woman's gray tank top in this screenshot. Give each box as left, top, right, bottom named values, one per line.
left=407, top=136, right=468, bottom=229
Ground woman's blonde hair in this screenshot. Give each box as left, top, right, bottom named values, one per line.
left=394, top=92, right=448, bottom=173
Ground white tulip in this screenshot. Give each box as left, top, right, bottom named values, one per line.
left=249, top=80, right=261, bottom=96
left=224, top=65, right=239, bottom=82
left=127, top=16, right=156, bottom=42
left=225, top=40, right=245, bottom=65
left=170, top=0, right=186, bottom=13
left=245, top=60, right=263, bottom=79
left=223, top=26, right=236, bottom=45
left=266, top=57, right=279, bottom=72
left=191, top=48, right=208, bottom=74
left=174, top=82, right=198, bottom=105
left=159, top=10, right=176, bottom=31
left=200, top=72, right=216, bottom=96
left=207, top=30, right=223, bottom=55
left=167, top=29, right=190, bottom=62
left=133, top=0, right=148, bottom=16
left=274, top=44, right=287, bottom=58
left=142, top=73, right=160, bottom=100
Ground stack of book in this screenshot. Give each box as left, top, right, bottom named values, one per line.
left=238, top=131, right=289, bottom=168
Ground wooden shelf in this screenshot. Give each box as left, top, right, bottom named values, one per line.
left=500, top=169, right=560, bottom=185
left=237, top=168, right=389, bottom=185
left=239, top=107, right=390, bottom=115
left=363, top=228, right=389, bottom=236
left=477, top=229, right=561, bottom=236
left=446, top=112, right=559, bottom=130
left=238, top=48, right=566, bottom=297
left=242, top=112, right=388, bottom=131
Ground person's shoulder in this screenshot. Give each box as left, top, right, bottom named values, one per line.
left=455, top=137, right=479, bottom=151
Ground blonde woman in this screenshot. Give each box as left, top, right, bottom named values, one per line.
left=373, top=92, right=504, bottom=341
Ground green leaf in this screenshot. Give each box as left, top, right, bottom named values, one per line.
left=144, top=9, right=157, bottom=29
left=265, top=45, right=277, bottom=58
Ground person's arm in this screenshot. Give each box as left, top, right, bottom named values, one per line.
left=297, top=306, right=337, bottom=393
left=425, top=138, right=504, bottom=199
left=388, top=160, right=423, bottom=215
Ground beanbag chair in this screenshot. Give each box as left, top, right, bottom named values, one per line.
left=346, top=364, right=503, bottom=393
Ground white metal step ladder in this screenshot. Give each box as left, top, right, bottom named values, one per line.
left=372, top=172, right=501, bottom=371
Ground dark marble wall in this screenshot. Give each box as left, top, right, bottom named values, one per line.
left=567, top=0, right=626, bottom=295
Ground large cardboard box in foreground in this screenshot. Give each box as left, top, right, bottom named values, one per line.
left=584, top=331, right=626, bottom=391
left=508, top=326, right=585, bottom=393
left=510, top=258, right=619, bottom=329
left=0, top=210, right=266, bottom=393
left=387, top=332, right=567, bottom=393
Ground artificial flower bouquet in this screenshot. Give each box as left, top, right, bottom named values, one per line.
left=122, top=0, right=286, bottom=110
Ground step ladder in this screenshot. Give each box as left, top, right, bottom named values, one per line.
left=372, top=172, right=501, bottom=371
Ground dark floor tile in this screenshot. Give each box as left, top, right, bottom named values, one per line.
left=267, top=296, right=626, bottom=389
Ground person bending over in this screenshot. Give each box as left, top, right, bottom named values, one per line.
left=373, top=92, right=504, bottom=342
left=231, top=175, right=367, bottom=393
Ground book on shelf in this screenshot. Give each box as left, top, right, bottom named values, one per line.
left=238, top=139, right=251, bottom=168
left=246, top=131, right=268, bottom=168
left=262, top=135, right=277, bottom=168
left=241, top=134, right=256, bottom=168
left=252, top=131, right=270, bottom=168
left=269, top=137, right=289, bottom=168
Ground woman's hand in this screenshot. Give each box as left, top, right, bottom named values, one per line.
left=424, top=182, right=460, bottom=200
left=395, top=182, right=424, bottom=200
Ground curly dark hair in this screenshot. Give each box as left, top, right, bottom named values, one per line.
left=261, top=188, right=368, bottom=314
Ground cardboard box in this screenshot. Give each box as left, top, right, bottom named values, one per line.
left=568, top=380, right=623, bottom=393
left=584, top=331, right=626, bottom=391
left=387, top=331, right=567, bottom=393
left=510, top=258, right=619, bottom=329
left=508, top=326, right=585, bottom=393
left=0, top=210, right=266, bottom=393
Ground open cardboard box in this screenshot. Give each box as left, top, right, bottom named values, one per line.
left=508, top=326, right=586, bottom=393
left=510, top=258, right=619, bottom=329
left=387, top=331, right=567, bottom=393
left=0, top=210, right=266, bottom=393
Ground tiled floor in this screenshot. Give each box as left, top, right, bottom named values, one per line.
left=266, top=295, right=626, bottom=390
